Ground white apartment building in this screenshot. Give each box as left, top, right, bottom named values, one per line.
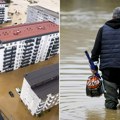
left=0, top=0, right=9, bottom=23
left=0, top=21, right=59, bottom=72
left=20, top=63, right=59, bottom=116
left=26, top=5, right=59, bottom=25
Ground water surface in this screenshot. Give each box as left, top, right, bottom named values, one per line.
left=60, top=0, right=120, bottom=120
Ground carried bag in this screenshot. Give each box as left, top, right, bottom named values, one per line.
left=86, top=75, right=103, bottom=97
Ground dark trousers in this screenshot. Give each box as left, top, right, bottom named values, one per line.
left=103, top=80, right=119, bottom=108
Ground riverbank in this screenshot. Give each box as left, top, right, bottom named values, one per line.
left=0, top=55, right=59, bottom=120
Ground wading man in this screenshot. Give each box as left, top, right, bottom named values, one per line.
left=91, top=7, right=120, bottom=110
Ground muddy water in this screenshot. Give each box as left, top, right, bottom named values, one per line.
left=0, top=55, right=59, bottom=120
left=60, top=0, right=120, bottom=120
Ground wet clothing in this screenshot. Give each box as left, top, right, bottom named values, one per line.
left=91, top=18, right=120, bottom=85
left=104, top=80, right=118, bottom=110
left=91, top=18, right=120, bottom=109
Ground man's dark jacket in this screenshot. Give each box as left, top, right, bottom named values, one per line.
left=91, top=18, right=120, bottom=84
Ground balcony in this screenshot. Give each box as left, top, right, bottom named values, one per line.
left=4, top=56, right=12, bottom=60
left=35, top=46, right=39, bottom=49
left=3, top=65, right=14, bottom=71
left=0, top=46, right=4, bottom=49
left=12, top=51, right=16, bottom=55
left=21, top=60, right=29, bottom=65
left=50, top=42, right=54, bottom=45
left=33, top=52, right=37, bottom=56
left=24, top=44, right=34, bottom=48
left=51, top=39, right=54, bottom=41
left=25, top=39, right=34, bottom=43
left=31, top=57, right=36, bottom=61
left=36, top=41, right=40, bottom=45
left=31, top=59, right=36, bottom=62
left=54, top=41, right=59, bottom=44
left=3, top=63, right=13, bottom=68
left=52, top=45, right=59, bottom=50
left=11, top=58, right=15, bottom=61
left=34, top=49, right=38, bottom=52
left=50, top=53, right=57, bottom=56
left=3, top=61, right=14, bottom=67
left=22, top=54, right=31, bottom=58
left=23, top=51, right=32, bottom=55
left=37, top=106, right=43, bottom=110
left=4, top=49, right=12, bottom=53
left=20, top=64, right=29, bottom=67
left=11, top=54, right=16, bottom=58
left=4, top=53, right=12, bottom=57
left=23, top=47, right=32, bottom=51
left=3, top=61, right=11, bottom=64
left=33, top=54, right=37, bottom=57
left=51, top=49, right=58, bottom=53
left=12, top=46, right=16, bottom=50
left=22, top=57, right=30, bottom=61
left=55, top=37, right=59, bottom=40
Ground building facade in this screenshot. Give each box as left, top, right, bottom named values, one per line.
left=26, top=5, right=59, bottom=25
left=0, top=0, right=9, bottom=23
left=20, top=63, right=59, bottom=116
left=0, top=21, right=59, bottom=72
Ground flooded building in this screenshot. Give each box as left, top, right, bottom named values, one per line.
left=0, top=21, right=59, bottom=72
left=0, top=0, right=9, bottom=23
left=26, top=5, right=59, bottom=25
left=20, top=63, right=59, bottom=116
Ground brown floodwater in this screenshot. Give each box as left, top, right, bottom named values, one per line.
left=0, top=55, right=59, bottom=120
left=60, top=0, right=120, bottom=120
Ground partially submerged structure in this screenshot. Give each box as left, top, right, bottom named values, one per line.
left=26, top=5, right=59, bottom=25
left=0, top=21, right=59, bottom=72
left=20, top=63, right=59, bottom=116
left=0, top=0, right=9, bottom=24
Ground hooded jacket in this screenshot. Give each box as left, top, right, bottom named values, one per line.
left=91, top=18, right=120, bottom=83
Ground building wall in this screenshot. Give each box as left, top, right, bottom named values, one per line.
left=0, top=32, right=59, bottom=72
left=43, top=93, right=59, bottom=111
left=26, top=6, right=59, bottom=25
left=4, top=4, right=8, bottom=21
left=20, top=78, right=45, bottom=116
left=20, top=78, right=59, bottom=116
left=0, top=3, right=8, bottom=23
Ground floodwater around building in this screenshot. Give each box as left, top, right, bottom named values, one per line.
left=0, top=0, right=59, bottom=28
left=0, top=55, right=59, bottom=120
left=60, top=0, right=120, bottom=120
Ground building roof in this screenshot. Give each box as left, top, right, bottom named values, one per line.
left=33, top=77, right=59, bottom=100
left=0, top=0, right=5, bottom=4
left=0, top=21, right=59, bottom=42
left=29, top=5, right=59, bottom=18
left=25, top=63, right=59, bottom=100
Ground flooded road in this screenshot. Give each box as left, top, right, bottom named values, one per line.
left=0, top=55, right=59, bottom=120
left=60, top=0, right=120, bottom=120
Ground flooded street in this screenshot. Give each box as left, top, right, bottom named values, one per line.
left=60, top=0, right=120, bottom=120
left=0, top=55, right=59, bottom=120
left=0, top=0, right=59, bottom=119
